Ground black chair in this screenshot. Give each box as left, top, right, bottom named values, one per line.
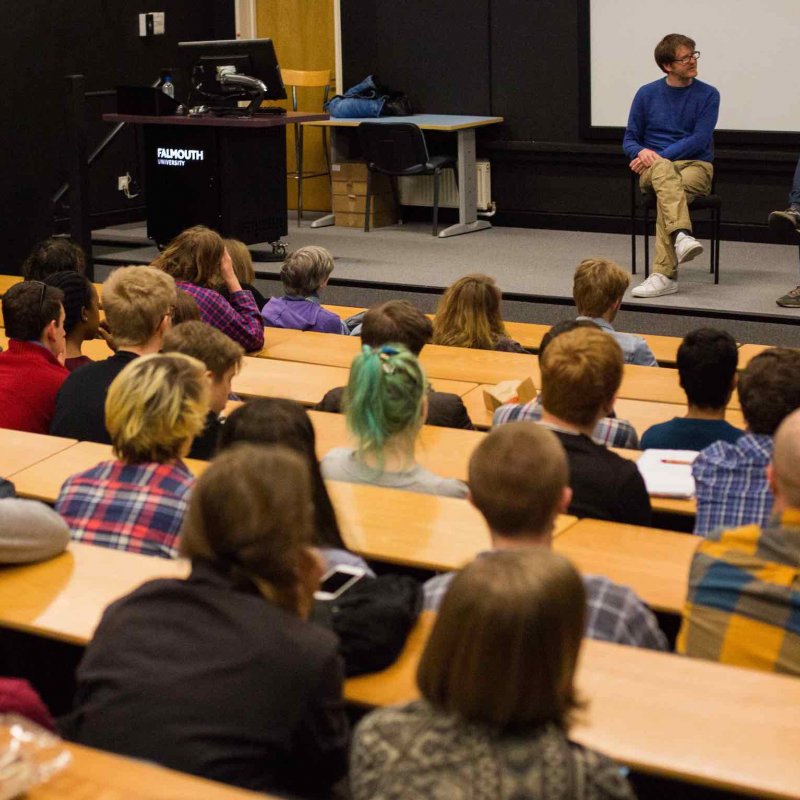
left=630, top=173, right=722, bottom=284
left=357, top=122, right=457, bottom=236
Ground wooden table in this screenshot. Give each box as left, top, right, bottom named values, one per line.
left=234, top=356, right=476, bottom=406
left=265, top=331, right=540, bottom=385
left=554, top=518, right=697, bottom=614
left=0, top=274, right=22, bottom=295
left=9, top=441, right=208, bottom=503
left=0, top=429, right=77, bottom=479
left=330, top=480, right=577, bottom=571
left=0, top=542, right=188, bottom=645
left=309, top=409, right=485, bottom=482
left=344, top=612, right=800, bottom=799
left=737, top=343, right=771, bottom=366
left=28, top=742, right=273, bottom=799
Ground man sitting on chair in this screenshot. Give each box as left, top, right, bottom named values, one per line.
left=624, top=33, right=720, bottom=299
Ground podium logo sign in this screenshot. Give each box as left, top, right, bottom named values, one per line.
left=156, top=147, right=205, bottom=166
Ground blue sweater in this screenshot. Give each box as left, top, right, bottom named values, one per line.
left=623, top=78, right=719, bottom=162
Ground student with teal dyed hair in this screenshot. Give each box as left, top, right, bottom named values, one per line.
left=320, top=344, right=468, bottom=498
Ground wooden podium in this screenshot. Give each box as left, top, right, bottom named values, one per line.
left=104, top=112, right=327, bottom=246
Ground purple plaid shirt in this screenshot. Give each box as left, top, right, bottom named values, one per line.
left=178, top=282, right=264, bottom=352
left=55, top=460, right=194, bottom=559
left=424, top=557, right=666, bottom=650
left=492, top=395, right=640, bottom=449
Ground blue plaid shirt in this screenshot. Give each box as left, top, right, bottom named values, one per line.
left=424, top=556, right=667, bottom=651
left=692, top=433, right=774, bottom=537
left=492, top=395, right=640, bottom=449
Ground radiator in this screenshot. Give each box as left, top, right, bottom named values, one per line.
left=397, top=159, right=492, bottom=211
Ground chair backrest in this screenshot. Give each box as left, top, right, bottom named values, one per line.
left=358, top=123, right=430, bottom=174
left=280, top=68, right=333, bottom=111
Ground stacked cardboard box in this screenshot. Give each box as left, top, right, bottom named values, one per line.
left=332, top=161, right=397, bottom=228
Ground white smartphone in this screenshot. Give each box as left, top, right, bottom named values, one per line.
left=314, top=564, right=367, bottom=601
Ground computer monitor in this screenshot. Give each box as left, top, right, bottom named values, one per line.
left=178, top=38, right=287, bottom=111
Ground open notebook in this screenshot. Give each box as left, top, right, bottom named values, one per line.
left=636, top=449, right=698, bottom=499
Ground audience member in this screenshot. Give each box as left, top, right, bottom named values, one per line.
left=223, top=238, right=268, bottom=310
left=641, top=328, right=742, bottom=450
left=424, top=423, right=666, bottom=649
left=55, top=353, right=208, bottom=558
left=217, top=398, right=372, bottom=574
left=316, top=300, right=474, bottom=429
left=171, top=288, right=201, bottom=325
left=351, top=549, right=635, bottom=799
left=21, top=237, right=85, bottom=281
left=538, top=327, right=651, bottom=524
left=63, top=445, right=349, bottom=796
left=679, top=408, right=800, bottom=675
left=494, top=320, right=639, bottom=448
left=151, top=225, right=264, bottom=352
left=50, top=266, right=176, bottom=443
left=0, top=281, right=68, bottom=433
left=321, top=344, right=468, bottom=498
left=573, top=257, right=657, bottom=365
left=261, top=245, right=346, bottom=333
left=693, top=348, right=800, bottom=537
left=43, top=271, right=103, bottom=371
left=162, top=321, right=243, bottom=460
left=432, top=273, right=526, bottom=352
left=0, top=479, right=70, bottom=564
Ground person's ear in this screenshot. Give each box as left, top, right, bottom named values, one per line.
left=420, top=394, right=429, bottom=425
left=557, top=486, right=573, bottom=514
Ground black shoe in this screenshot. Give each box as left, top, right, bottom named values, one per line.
left=776, top=286, right=800, bottom=308
left=768, top=208, right=800, bottom=235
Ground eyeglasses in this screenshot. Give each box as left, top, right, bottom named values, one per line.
left=673, top=51, right=700, bottom=65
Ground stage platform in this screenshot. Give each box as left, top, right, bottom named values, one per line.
left=93, top=219, right=800, bottom=347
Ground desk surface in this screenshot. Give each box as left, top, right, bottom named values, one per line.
left=30, top=741, right=273, bottom=800
left=103, top=111, right=327, bottom=128
left=344, top=612, right=800, bottom=799
left=309, top=114, right=504, bottom=131
left=8, top=441, right=208, bottom=504
left=554, top=518, right=696, bottom=614
left=235, top=355, right=477, bottom=405
left=0, top=428, right=77, bottom=479
left=309, top=410, right=484, bottom=482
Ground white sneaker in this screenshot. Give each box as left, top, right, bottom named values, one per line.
left=632, top=273, right=678, bottom=298
left=674, top=231, right=703, bottom=264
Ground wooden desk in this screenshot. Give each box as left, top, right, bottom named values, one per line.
left=329, top=480, right=576, bottom=572
left=554, top=518, right=696, bottom=614
left=737, top=343, right=771, bottom=366
left=309, top=114, right=503, bottom=238
left=309, top=410, right=484, bottom=482
left=344, top=613, right=800, bottom=799
left=9, top=441, right=208, bottom=504
left=0, top=542, right=188, bottom=645
left=265, top=331, right=540, bottom=385
left=0, top=429, right=77, bottom=479
left=29, top=742, right=273, bottom=799
left=234, top=355, right=476, bottom=405
left=0, top=274, right=22, bottom=295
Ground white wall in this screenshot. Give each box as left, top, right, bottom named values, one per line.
left=589, top=0, right=799, bottom=132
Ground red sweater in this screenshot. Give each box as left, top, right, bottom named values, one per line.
left=0, top=340, right=69, bottom=434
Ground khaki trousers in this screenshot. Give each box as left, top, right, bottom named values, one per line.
left=639, top=159, right=713, bottom=279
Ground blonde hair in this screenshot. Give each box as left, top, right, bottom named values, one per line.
left=432, top=273, right=508, bottom=350
left=151, top=225, right=225, bottom=288
left=105, top=353, right=209, bottom=463
left=180, top=444, right=314, bottom=614
left=281, top=246, right=335, bottom=297
left=469, top=423, right=569, bottom=535
left=417, top=549, right=586, bottom=731
left=162, top=321, right=244, bottom=380
left=572, top=258, right=630, bottom=318
left=540, top=327, right=623, bottom=427
left=223, top=238, right=255, bottom=285
left=102, top=266, right=177, bottom=347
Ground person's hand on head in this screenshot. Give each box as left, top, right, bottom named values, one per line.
left=96, top=321, right=118, bottom=352
left=220, top=248, right=242, bottom=293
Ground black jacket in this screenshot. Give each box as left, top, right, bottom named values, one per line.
left=62, top=560, right=349, bottom=796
